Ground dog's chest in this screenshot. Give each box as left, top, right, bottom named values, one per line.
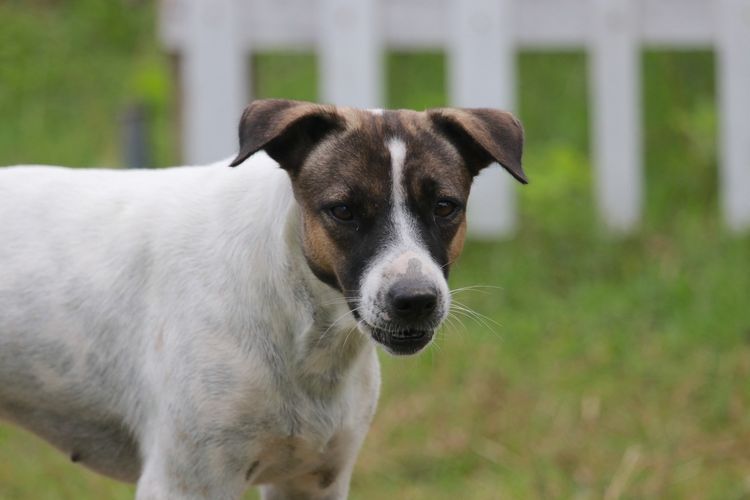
left=240, top=381, right=353, bottom=484
left=247, top=429, right=349, bottom=487
left=239, top=351, right=376, bottom=486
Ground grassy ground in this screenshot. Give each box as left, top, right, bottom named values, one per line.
left=1, top=2, right=749, bottom=499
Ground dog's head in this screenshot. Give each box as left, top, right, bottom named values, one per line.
left=231, top=99, right=525, bottom=355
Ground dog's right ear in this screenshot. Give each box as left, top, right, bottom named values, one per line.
left=229, top=99, right=344, bottom=172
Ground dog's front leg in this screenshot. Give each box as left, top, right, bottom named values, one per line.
left=135, top=436, right=248, bottom=500
left=136, top=461, right=243, bottom=500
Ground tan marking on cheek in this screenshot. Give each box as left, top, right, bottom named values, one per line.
left=302, top=214, right=340, bottom=277
left=448, top=217, right=468, bottom=265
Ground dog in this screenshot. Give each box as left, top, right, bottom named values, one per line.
left=0, top=99, right=525, bottom=499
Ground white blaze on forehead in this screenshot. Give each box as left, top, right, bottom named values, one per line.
left=386, top=138, right=429, bottom=254
left=387, top=138, right=407, bottom=209
left=386, top=138, right=426, bottom=257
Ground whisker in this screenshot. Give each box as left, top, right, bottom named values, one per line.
left=451, top=300, right=503, bottom=329
left=314, top=306, right=361, bottom=350
left=449, top=285, right=504, bottom=296
left=450, top=306, right=496, bottom=332
left=444, top=314, right=468, bottom=335
left=320, top=295, right=360, bottom=306
left=430, top=337, right=441, bottom=353
left=440, top=254, right=461, bottom=270
left=448, top=303, right=502, bottom=337
left=341, top=326, right=358, bottom=352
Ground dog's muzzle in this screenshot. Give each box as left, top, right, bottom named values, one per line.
left=360, top=278, right=444, bottom=355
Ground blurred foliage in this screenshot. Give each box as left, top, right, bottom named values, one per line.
left=386, top=51, right=446, bottom=110
left=643, top=50, right=718, bottom=226
left=0, top=0, right=173, bottom=167
left=1, top=2, right=750, bottom=500
left=253, top=52, right=318, bottom=102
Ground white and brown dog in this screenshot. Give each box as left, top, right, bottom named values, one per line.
left=0, top=99, right=525, bottom=499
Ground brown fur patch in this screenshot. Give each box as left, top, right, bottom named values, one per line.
left=302, top=212, right=340, bottom=285
left=448, top=216, right=468, bottom=265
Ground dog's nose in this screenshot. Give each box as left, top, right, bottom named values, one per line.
left=388, top=282, right=438, bottom=321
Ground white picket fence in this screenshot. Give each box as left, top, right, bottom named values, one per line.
left=158, top=0, right=750, bottom=236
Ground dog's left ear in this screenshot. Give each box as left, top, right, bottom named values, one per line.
left=230, top=99, right=345, bottom=172
left=427, top=108, right=527, bottom=184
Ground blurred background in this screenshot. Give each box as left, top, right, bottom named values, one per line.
left=1, top=0, right=749, bottom=498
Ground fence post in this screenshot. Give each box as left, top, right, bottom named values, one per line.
left=449, top=0, right=517, bottom=238
left=590, top=0, right=642, bottom=232
left=121, top=102, right=150, bottom=169
left=181, top=0, right=247, bottom=164
left=718, top=0, right=750, bottom=232
left=319, top=0, right=381, bottom=108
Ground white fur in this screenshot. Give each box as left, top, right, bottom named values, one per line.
left=0, top=154, right=380, bottom=499
left=358, top=139, right=451, bottom=342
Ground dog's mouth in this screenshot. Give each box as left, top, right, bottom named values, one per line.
left=359, top=322, right=434, bottom=356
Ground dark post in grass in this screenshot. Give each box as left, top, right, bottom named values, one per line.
left=121, top=102, right=151, bottom=169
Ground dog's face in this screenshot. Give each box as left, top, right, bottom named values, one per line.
left=231, top=100, right=525, bottom=355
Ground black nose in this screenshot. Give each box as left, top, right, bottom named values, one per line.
left=388, top=282, right=438, bottom=321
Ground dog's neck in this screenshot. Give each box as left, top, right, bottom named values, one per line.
left=278, top=201, right=373, bottom=399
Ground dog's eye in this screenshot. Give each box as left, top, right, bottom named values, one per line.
left=330, top=204, right=354, bottom=221
left=434, top=200, right=458, bottom=218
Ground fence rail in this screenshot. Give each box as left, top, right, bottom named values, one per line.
left=159, top=0, right=750, bottom=236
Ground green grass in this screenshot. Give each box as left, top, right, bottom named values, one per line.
left=1, top=3, right=749, bottom=499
